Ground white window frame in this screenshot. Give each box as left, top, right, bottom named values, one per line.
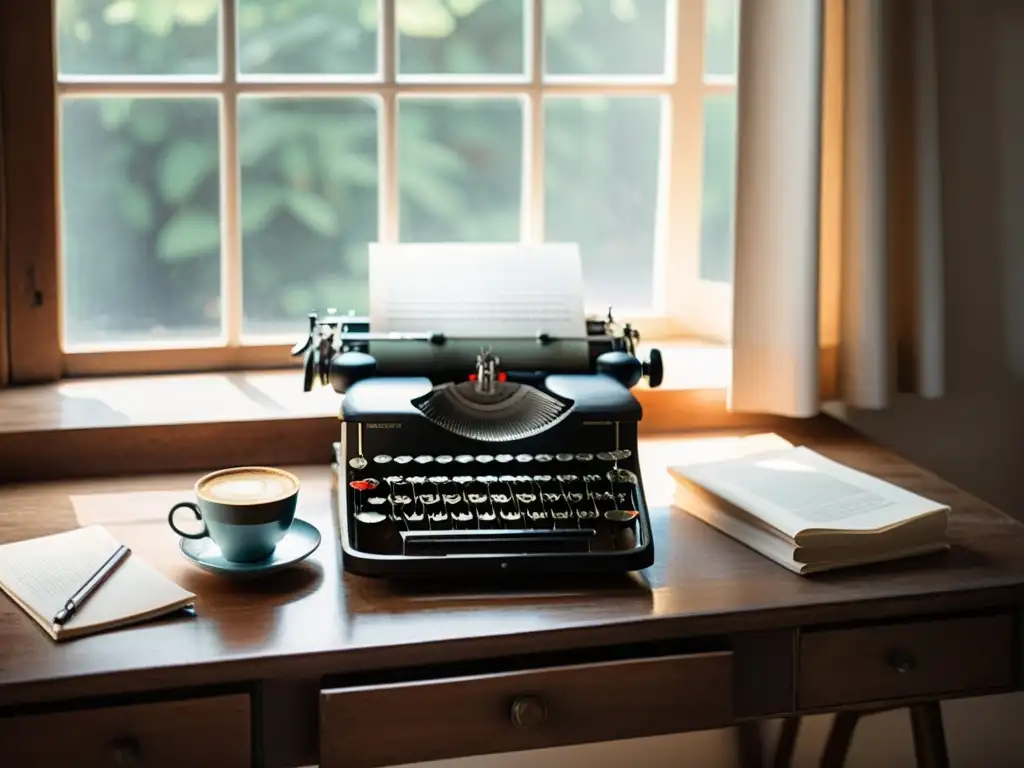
left=55, top=0, right=735, bottom=370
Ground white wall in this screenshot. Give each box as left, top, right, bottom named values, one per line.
left=400, top=1, right=1024, bottom=765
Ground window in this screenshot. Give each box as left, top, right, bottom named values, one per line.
left=13, top=0, right=738, bottom=378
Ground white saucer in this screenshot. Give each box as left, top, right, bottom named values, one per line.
left=179, top=518, right=321, bottom=578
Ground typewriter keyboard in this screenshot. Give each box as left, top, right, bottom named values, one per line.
left=344, top=450, right=644, bottom=556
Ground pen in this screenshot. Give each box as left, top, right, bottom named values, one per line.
left=52, top=544, right=132, bottom=627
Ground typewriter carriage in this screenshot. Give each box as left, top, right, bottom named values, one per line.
left=291, top=307, right=664, bottom=394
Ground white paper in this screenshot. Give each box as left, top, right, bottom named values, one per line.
left=368, top=243, right=587, bottom=338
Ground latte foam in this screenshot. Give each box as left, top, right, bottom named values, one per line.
left=198, top=468, right=298, bottom=505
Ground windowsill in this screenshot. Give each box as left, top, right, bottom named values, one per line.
left=0, top=339, right=748, bottom=483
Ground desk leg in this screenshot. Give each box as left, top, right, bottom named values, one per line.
left=909, top=703, right=950, bottom=768
left=773, top=716, right=801, bottom=768
left=737, top=721, right=765, bottom=768
left=820, top=712, right=861, bottom=768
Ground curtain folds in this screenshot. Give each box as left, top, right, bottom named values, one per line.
left=728, top=0, right=945, bottom=417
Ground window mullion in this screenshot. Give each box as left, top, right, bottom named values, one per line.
left=221, top=0, right=242, bottom=346
left=661, top=0, right=707, bottom=327
left=381, top=0, right=399, bottom=243
left=526, top=0, right=544, bottom=243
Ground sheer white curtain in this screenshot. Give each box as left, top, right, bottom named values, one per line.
left=729, top=0, right=945, bottom=417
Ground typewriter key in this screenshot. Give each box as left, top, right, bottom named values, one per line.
left=453, top=475, right=474, bottom=484
left=404, top=476, right=426, bottom=485
left=478, top=509, right=497, bottom=522
left=476, top=454, right=494, bottom=464
left=373, top=455, right=393, bottom=464
left=516, top=493, right=537, bottom=504
left=429, top=511, right=449, bottom=523
left=578, top=508, right=600, bottom=520
left=535, top=454, right=553, bottom=463
left=349, top=457, right=368, bottom=470
left=533, top=474, right=552, bottom=483
left=478, top=475, right=498, bottom=483
left=556, top=474, right=579, bottom=483
left=514, top=475, right=532, bottom=483
left=452, top=510, right=474, bottom=523
left=576, top=453, right=594, bottom=462
left=428, top=475, right=448, bottom=484
left=610, top=449, right=633, bottom=461
left=541, top=493, right=561, bottom=503
left=498, top=475, right=517, bottom=483
left=468, top=493, right=489, bottom=504
left=515, top=454, right=533, bottom=463
left=355, top=511, right=387, bottom=524
left=607, top=468, right=638, bottom=484
left=415, top=455, right=434, bottom=465
left=349, top=478, right=379, bottom=492
left=384, top=475, right=405, bottom=484
left=389, top=494, right=412, bottom=505
left=436, top=455, right=454, bottom=464
left=442, top=494, right=462, bottom=504
left=566, top=492, right=584, bottom=503
left=555, top=453, right=574, bottom=462
left=395, top=456, right=413, bottom=465
left=605, top=509, right=639, bottom=525
left=596, top=452, right=614, bottom=462
left=404, top=510, right=425, bottom=522
left=367, top=496, right=389, bottom=505
left=455, top=454, right=474, bottom=464
left=496, top=454, right=514, bottom=463
left=500, top=509, right=522, bottom=522
left=491, top=493, right=511, bottom=504
left=527, top=510, right=549, bottom=521
left=419, top=494, right=440, bottom=505
left=583, top=474, right=602, bottom=483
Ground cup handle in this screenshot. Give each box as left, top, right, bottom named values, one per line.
left=168, top=502, right=209, bottom=540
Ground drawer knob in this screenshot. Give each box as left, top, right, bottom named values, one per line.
left=111, top=736, right=141, bottom=765
left=511, top=695, right=547, bottom=728
left=886, top=648, right=917, bottom=674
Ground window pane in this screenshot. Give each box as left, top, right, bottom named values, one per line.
left=398, top=98, right=523, bottom=242
left=398, top=0, right=525, bottom=77
left=544, top=0, right=668, bottom=77
left=699, top=92, right=737, bottom=283
left=238, top=0, right=378, bottom=77
left=60, top=98, right=221, bottom=347
left=56, top=0, right=219, bottom=77
left=545, top=97, right=661, bottom=311
left=705, top=0, right=739, bottom=77
left=239, top=98, right=379, bottom=335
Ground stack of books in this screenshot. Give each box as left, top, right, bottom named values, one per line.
left=668, top=437, right=950, bottom=575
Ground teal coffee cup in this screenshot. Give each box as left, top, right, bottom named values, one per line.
left=168, top=466, right=300, bottom=563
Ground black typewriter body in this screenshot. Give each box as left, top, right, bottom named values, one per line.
left=338, top=375, right=654, bottom=577
left=294, top=307, right=663, bottom=579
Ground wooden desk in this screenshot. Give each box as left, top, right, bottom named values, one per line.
left=1, top=418, right=1023, bottom=768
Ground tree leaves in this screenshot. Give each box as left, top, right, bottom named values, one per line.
left=286, top=189, right=339, bottom=237
left=241, top=184, right=284, bottom=231
left=159, top=139, right=217, bottom=204
left=157, top=212, right=221, bottom=261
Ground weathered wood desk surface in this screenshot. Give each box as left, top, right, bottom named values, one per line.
left=1, top=418, right=1024, bottom=768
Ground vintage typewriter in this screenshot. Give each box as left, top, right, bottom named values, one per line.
left=292, top=245, right=664, bottom=578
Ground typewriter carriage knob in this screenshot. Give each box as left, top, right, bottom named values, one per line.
left=330, top=350, right=377, bottom=393
left=596, top=347, right=663, bottom=389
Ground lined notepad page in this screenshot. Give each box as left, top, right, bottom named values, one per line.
left=0, top=525, right=195, bottom=640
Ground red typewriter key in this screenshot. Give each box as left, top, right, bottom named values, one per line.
left=349, top=478, right=379, bottom=492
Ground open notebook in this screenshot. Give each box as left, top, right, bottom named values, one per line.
left=669, top=437, right=951, bottom=574
left=0, top=525, right=195, bottom=641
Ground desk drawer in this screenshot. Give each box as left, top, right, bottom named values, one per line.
left=798, top=613, right=1013, bottom=710
left=0, top=693, right=250, bottom=768
left=320, top=651, right=733, bottom=768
